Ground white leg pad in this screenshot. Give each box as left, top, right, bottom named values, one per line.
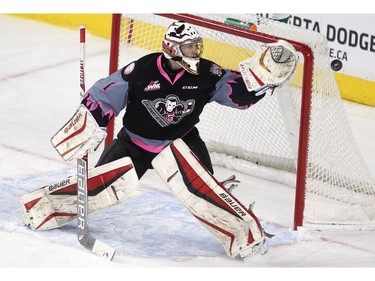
left=20, top=157, right=140, bottom=230
left=152, top=139, right=265, bottom=258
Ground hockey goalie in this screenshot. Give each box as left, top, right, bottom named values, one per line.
left=20, top=20, right=298, bottom=259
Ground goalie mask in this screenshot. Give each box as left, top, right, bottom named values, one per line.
left=162, top=21, right=203, bottom=75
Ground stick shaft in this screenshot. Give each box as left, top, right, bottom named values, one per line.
left=76, top=26, right=115, bottom=260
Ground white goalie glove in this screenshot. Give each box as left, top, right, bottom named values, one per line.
left=51, top=104, right=107, bottom=161
left=239, top=39, right=298, bottom=92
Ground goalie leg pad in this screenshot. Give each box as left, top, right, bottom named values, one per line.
left=152, top=139, right=265, bottom=258
left=20, top=157, right=141, bottom=230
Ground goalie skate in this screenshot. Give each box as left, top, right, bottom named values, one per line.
left=241, top=239, right=269, bottom=258
left=20, top=157, right=140, bottom=230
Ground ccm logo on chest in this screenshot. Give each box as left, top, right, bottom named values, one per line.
left=182, top=85, right=198, bottom=90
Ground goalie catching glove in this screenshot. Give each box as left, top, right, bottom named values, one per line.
left=239, top=39, right=298, bottom=93
left=51, top=104, right=106, bottom=161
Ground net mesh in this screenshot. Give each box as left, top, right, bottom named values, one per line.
left=116, top=14, right=375, bottom=226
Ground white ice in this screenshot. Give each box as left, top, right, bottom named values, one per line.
left=0, top=15, right=375, bottom=278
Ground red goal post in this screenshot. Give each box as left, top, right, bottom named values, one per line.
left=106, top=13, right=375, bottom=230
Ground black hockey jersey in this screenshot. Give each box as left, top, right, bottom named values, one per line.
left=82, top=53, right=267, bottom=152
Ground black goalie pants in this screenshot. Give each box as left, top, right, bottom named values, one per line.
left=96, top=127, right=213, bottom=179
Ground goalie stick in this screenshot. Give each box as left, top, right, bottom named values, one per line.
left=77, top=25, right=115, bottom=260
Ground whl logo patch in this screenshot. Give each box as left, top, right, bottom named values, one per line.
left=142, top=94, right=195, bottom=127
left=144, top=80, right=161, bottom=92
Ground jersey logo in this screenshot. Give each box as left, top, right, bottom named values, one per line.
left=144, top=80, right=161, bottom=92
left=182, top=85, right=198, bottom=90
left=142, top=94, right=195, bottom=127
left=123, top=62, right=135, bottom=75
left=210, top=63, right=223, bottom=77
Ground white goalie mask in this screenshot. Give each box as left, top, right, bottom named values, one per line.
left=162, top=21, right=203, bottom=75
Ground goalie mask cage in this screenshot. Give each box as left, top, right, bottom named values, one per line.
left=106, top=13, right=375, bottom=230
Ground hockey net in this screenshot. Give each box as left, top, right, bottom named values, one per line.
left=107, top=13, right=375, bottom=229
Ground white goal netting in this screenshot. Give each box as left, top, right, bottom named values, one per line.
left=113, top=14, right=375, bottom=228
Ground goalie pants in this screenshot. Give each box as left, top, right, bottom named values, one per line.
left=96, top=127, right=213, bottom=178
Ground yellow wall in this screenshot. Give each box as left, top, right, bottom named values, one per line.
left=10, top=14, right=375, bottom=106
left=335, top=73, right=375, bottom=106
left=12, top=14, right=113, bottom=39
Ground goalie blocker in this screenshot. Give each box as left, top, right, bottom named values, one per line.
left=152, top=139, right=265, bottom=258
left=51, top=104, right=107, bottom=161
